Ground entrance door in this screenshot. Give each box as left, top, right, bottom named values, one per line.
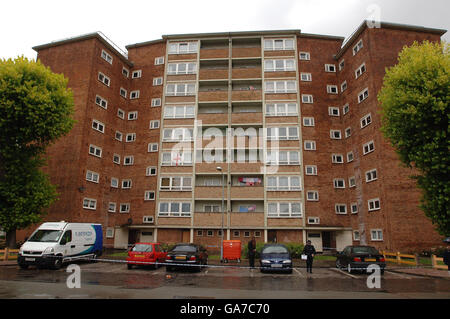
left=268, top=230, right=277, bottom=243
left=322, top=231, right=332, bottom=251
left=128, top=229, right=138, bottom=246
left=182, top=230, right=190, bottom=243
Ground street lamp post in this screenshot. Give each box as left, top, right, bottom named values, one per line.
left=217, top=166, right=224, bottom=262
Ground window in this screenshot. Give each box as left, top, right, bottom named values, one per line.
left=358, top=88, right=369, bottom=103
left=265, top=151, right=300, bottom=165
left=144, top=191, right=155, bottom=201
left=117, top=108, right=125, bottom=119
left=161, top=151, right=192, bottom=166
left=166, top=83, right=196, bottom=96
left=325, top=64, right=336, bottom=72
left=339, top=60, right=345, bottom=71
left=265, top=103, right=297, bottom=116
left=308, top=217, right=320, bottom=225
left=355, top=63, right=366, bottom=78
left=207, top=230, right=214, bottom=237
left=82, top=198, right=97, bottom=210
left=143, top=216, right=154, bottom=224
left=299, top=52, right=310, bottom=60
left=122, top=67, right=129, bottom=78
left=132, top=70, right=142, bottom=79
left=115, top=131, right=123, bottom=141
left=126, top=133, right=136, bottom=142
left=128, top=111, right=138, bottom=120
left=153, top=77, right=163, bottom=86
left=148, top=143, right=158, bottom=152
left=328, top=107, right=340, bottom=116
left=360, top=113, right=372, bottom=128
left=345, top=127, right=351, bottom=138
left=108, top=203, right=116, bottom=213
left=113, top=154, right=120, bottom=164
left=160, top=176, right=192, bottom=191
left=146, top=166, right=157, bottom=176
left=120, top=87, right=127, bottom=98
left=330, top=130, right=342, bottom=139
left=366, top=169, right=378, bottom=182
left=204, top=205, right=220, bottom=213
left=158, top=202, right=191, bottom=217
left=304, top=140, right=316, bottom=151
left=333, top=178, right=345, bottom=189
left=341, top=81, right=347, bottom=92
left=155, top=57, right=164, bottom=65
left=351, top=203, right=358, bottom=214
left=332, top=154, right=344, bottom=164
left=86, top=170, right=99, bottom=183
left=363, top=140, right=375, bottom=155
left=88, top=145, right=102, bottom=158
left=122, top=179, right=132, bottom=189
left=111, top=177, right=119, bottom=188
left=130, top=90, right=140, bottom=99
left=347, top=151, right=354, bottom=163
left=92, top=119, right=105, bottom=133
left=167, top=62, right=197, bottom=75
left=353, top=40, right=363, bottom=56
left=306, top=191, right=319, bottom=201
left=95, top=95, right=108, bottom=109
left=343, top=104, right=350, bottom=115
left=305, top=165, right=317, bottom=175
left=123, top=156, right=134, bottom=166
left=264, top=59, right=295, bottom=72
left=264, top=38, right=294, bottom=51
left=267, top=202, right=302, bottom=218
left=370, top=229, right=383, bottom=241
left=162, top=128, right=193, bottom=142
left=232, top=231, right=240, bottom=237
left=168, top=42, right=198, bottom=54
left=101, top=50, right=113, bottom=64
left=150, top=120, right=160, bottom=129
left=164, top=105, right=195, bottom=118
left=151, top=98, right=162, bottom=107
left=265, top=81, right=296, bottom=93
left=327, top=85, right=338, bottom=94
left=303, top=117, right=315, bottom=127
left=98, top=72, right=110, bottom=86
left=120, top=203, right=130, bottom=213
left=335, top=204, right=347, bottom=214
left=197, top=230, right=203, bottom=237
left=368, top=198, right=381, bottom=211
left=267, top=176, right=301, bottom=191
left=266, top=127, right=298, bottom=140
left=301, top=94, right=313, bottom=103
left=353, top=230, right=360, bottom=241
left=300, top=73, right=312, bottom=81
left=349, top=176, right=356, bottom=188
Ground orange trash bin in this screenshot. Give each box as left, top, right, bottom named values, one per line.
left=222, top=240, right=241, bottom=263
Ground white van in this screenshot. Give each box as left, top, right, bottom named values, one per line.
left=18, top=222, right=103, bottom=269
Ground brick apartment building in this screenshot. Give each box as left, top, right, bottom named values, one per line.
left=23, top=20, right=446, bottom=252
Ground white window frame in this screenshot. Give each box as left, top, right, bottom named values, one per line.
left=366, top=169, right=378, bottom=183
left=306, top=190, right=319, bottom=201
left=161, top=151, right=193, bottom=166
left=125, top=133, right=136, bottom=142
left=166, top=83, right=196, bottom=96
left=328, top=107, right=340, bottom=116
left=353, top=40, right=363, bottom=56
left=123, top=155, right=134, bottom=166
left=304, top=140, right=316, bottom=151
left=168, top=42, right=198, bottom=54
left=150, top=120, right=160, bottom=129
left=265, top=151, right=300, bottom=166
left=120, top=203, right=130, bottom=213
left=146, top=166, right=157, bottom=176
left=265, top=81, right=297, bottom=93
left=300, top=72, right=312, bottom=81
left=347, top=151, right=354, bottom=163
left=343, top=103, right=350, bottom=115
left=132, top=70, right=142, bottom=79
left=117, top=108, right=125, bottom=119
left=158, top=202, right=192, bottom=217
left=267, top=202, right=302, bottom=218
left=164, top=105, right=195, bottom=119
left=153, top=77, right=163, bottom=86
left=303, top=117, right=315, bottom=127
left=113, top=154, right=120, bottom=165
left=333, top=178, right=346, bottom=189
left=327, top=85, right=338, bottom=94
left=267, top=176, right=302, bottom=191
left=325, top=64, right=336, bottom=72
left=128, top=111, right=138, bottom=120
left=264, top=38, right=295, bottom=51
left=160, top=176, right=192, bottom=191
left=335, top=204, right=347, bottom=215
left=299, top=52, right=310, bottom=60
left=92, top=119, right=105, bottom=133
left=144, top=191, right=156, bottom=201
left=130, top=90, right=140, bottom=99
left=122, top=179, right=132, bottom=189
left=341, top=81, right=347, bottom=92
left=101, top=50, right=113, bottom=64
left=151, top=98, right=162, bottom=107
left=265, top=103, right=297, bottom=116
left=301, top=94, right=313, bottom=103
left=111, top=177, right=119, bottom=188
left=155, top=57, right=165, bottom=65
left=351, top=203, right=358, bottom=214
left=330, top=130, right=342, bottom=140
left=108, top=203, right=116, bottom=213
left=98, top=72, right=110, bottom=86
left=339, top=60, right=345, bottom=71
left=307, top=217, right=320, bottom=225
left=332, top=154, right=344, bottom=164
left=120, top=87, right=127, bottom=98
left=355, top=63, right=366, bottom=79
left=115, top=131, right=123, bottom=142
left=363, top=140, right=375, bottom=155
left=85, top=170, right=99, bottom=183
left=358, top=88, right=369, bottom=103
left=95, top=95, right=108, bottom=109
left=122, top=67, right=129, bottom=78
left=162, top=128, right=194, bottom=142
left=360, top=113, right=372, bottom=128
left=348, top=176, right=356, bottom=188
left=305, top=165, right=317, bottom=176
left=345, top=127, right=351, bottom=138
left=167, top=62, right=197, bottom=75
left=353, top=230, right=360, bottom=241
left=264, top=59, right=296, bottom=72
left=368, top=198, right=381, bottom=212
left=148, top=143, right=158, bottom=152
left=82, top=198, right=97, bottom=210
left=88, top=144, right=102, bottom=158
left=370, top=229, right=383, bottom=241
left=266, top=127, right=299, bottom=141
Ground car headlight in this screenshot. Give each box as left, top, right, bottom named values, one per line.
left=43, top=247, right=54, bottom=254
left=261, top=259, right=270, bottom=264
left=282, top=260, right=292, bottom=264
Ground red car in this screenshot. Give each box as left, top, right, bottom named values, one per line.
left=126, top=242, right=167, bottom=269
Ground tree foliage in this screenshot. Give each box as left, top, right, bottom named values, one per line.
left=378, top=41, right=450, bottom=236
left=0, top=57, right=75, bottom=242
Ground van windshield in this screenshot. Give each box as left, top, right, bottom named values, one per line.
left=28, top=230, right=63, bottom=243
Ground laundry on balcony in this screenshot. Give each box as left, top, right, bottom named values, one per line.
left=238, top=177, right=262, bottom=186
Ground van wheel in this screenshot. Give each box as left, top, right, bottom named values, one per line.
left=52, top=256, right=63, bottom=270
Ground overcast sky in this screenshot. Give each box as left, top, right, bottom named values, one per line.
left=1, top=0, right=449, bottom=60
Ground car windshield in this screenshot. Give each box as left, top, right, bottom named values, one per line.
left=171, top=245, right=197, bottom=252
left=352, top=246, right=379, bottom=254
left=262, top=246, right=288, bottom=254
left=131, top=244, right=153, bottom=252
left=27, top=230, right=63, bottom=243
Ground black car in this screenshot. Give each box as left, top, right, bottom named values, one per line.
left=336, top=245, right=386, bottom=274
left=165, top=243, right=208, bottom=271
left=259, top=244, right=293, bottom=273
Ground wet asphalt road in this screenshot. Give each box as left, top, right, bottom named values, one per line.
left=1, top=260, right=449, bottom=299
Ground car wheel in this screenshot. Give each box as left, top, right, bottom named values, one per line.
left=52, top=256, right=63, bottom=270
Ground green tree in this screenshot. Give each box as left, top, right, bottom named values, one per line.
left=0, top=57, right=75, bottom=247
left=378, top=41, right=450, bottom=236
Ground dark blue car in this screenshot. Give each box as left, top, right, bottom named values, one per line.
left=259, top=244, right=293, bottom=273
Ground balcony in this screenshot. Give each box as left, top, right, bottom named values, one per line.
left=197, top=112, right=228, bottom=125
left=232, top=89, right=262, bottom=102
left=230, top=186, right=264, bottom=199
left=231, top=111, right=263, bottom=124
left=232, top=59, right=261, bottom=79
left=200, top=39, right=229, bottom=60
left=232, top=38, right=261, bottom=59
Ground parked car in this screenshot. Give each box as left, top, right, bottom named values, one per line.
left=126, top=242, right=167, bottom=270
left=259, top=244, right=293, bottom=273
left=165, top=243, right=208, bottom=271
left=336, top=245, right=386, bottom=274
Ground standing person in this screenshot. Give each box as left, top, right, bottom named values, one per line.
left=248, top=237, right=257, bottom=269
left=303, top=240, right=316, bottom=273
left=443, top=238, right=450, bottom=275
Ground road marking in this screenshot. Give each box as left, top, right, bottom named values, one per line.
left=293, top=268, right=305, bottom=277
left=332, top=268, right=358, bottom=279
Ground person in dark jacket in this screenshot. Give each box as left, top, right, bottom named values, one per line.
left=302, top=240, right=316, bottom=273
left=443, top=239, right=450, bottom=274
left=248, top=237, right=257, bottom=269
